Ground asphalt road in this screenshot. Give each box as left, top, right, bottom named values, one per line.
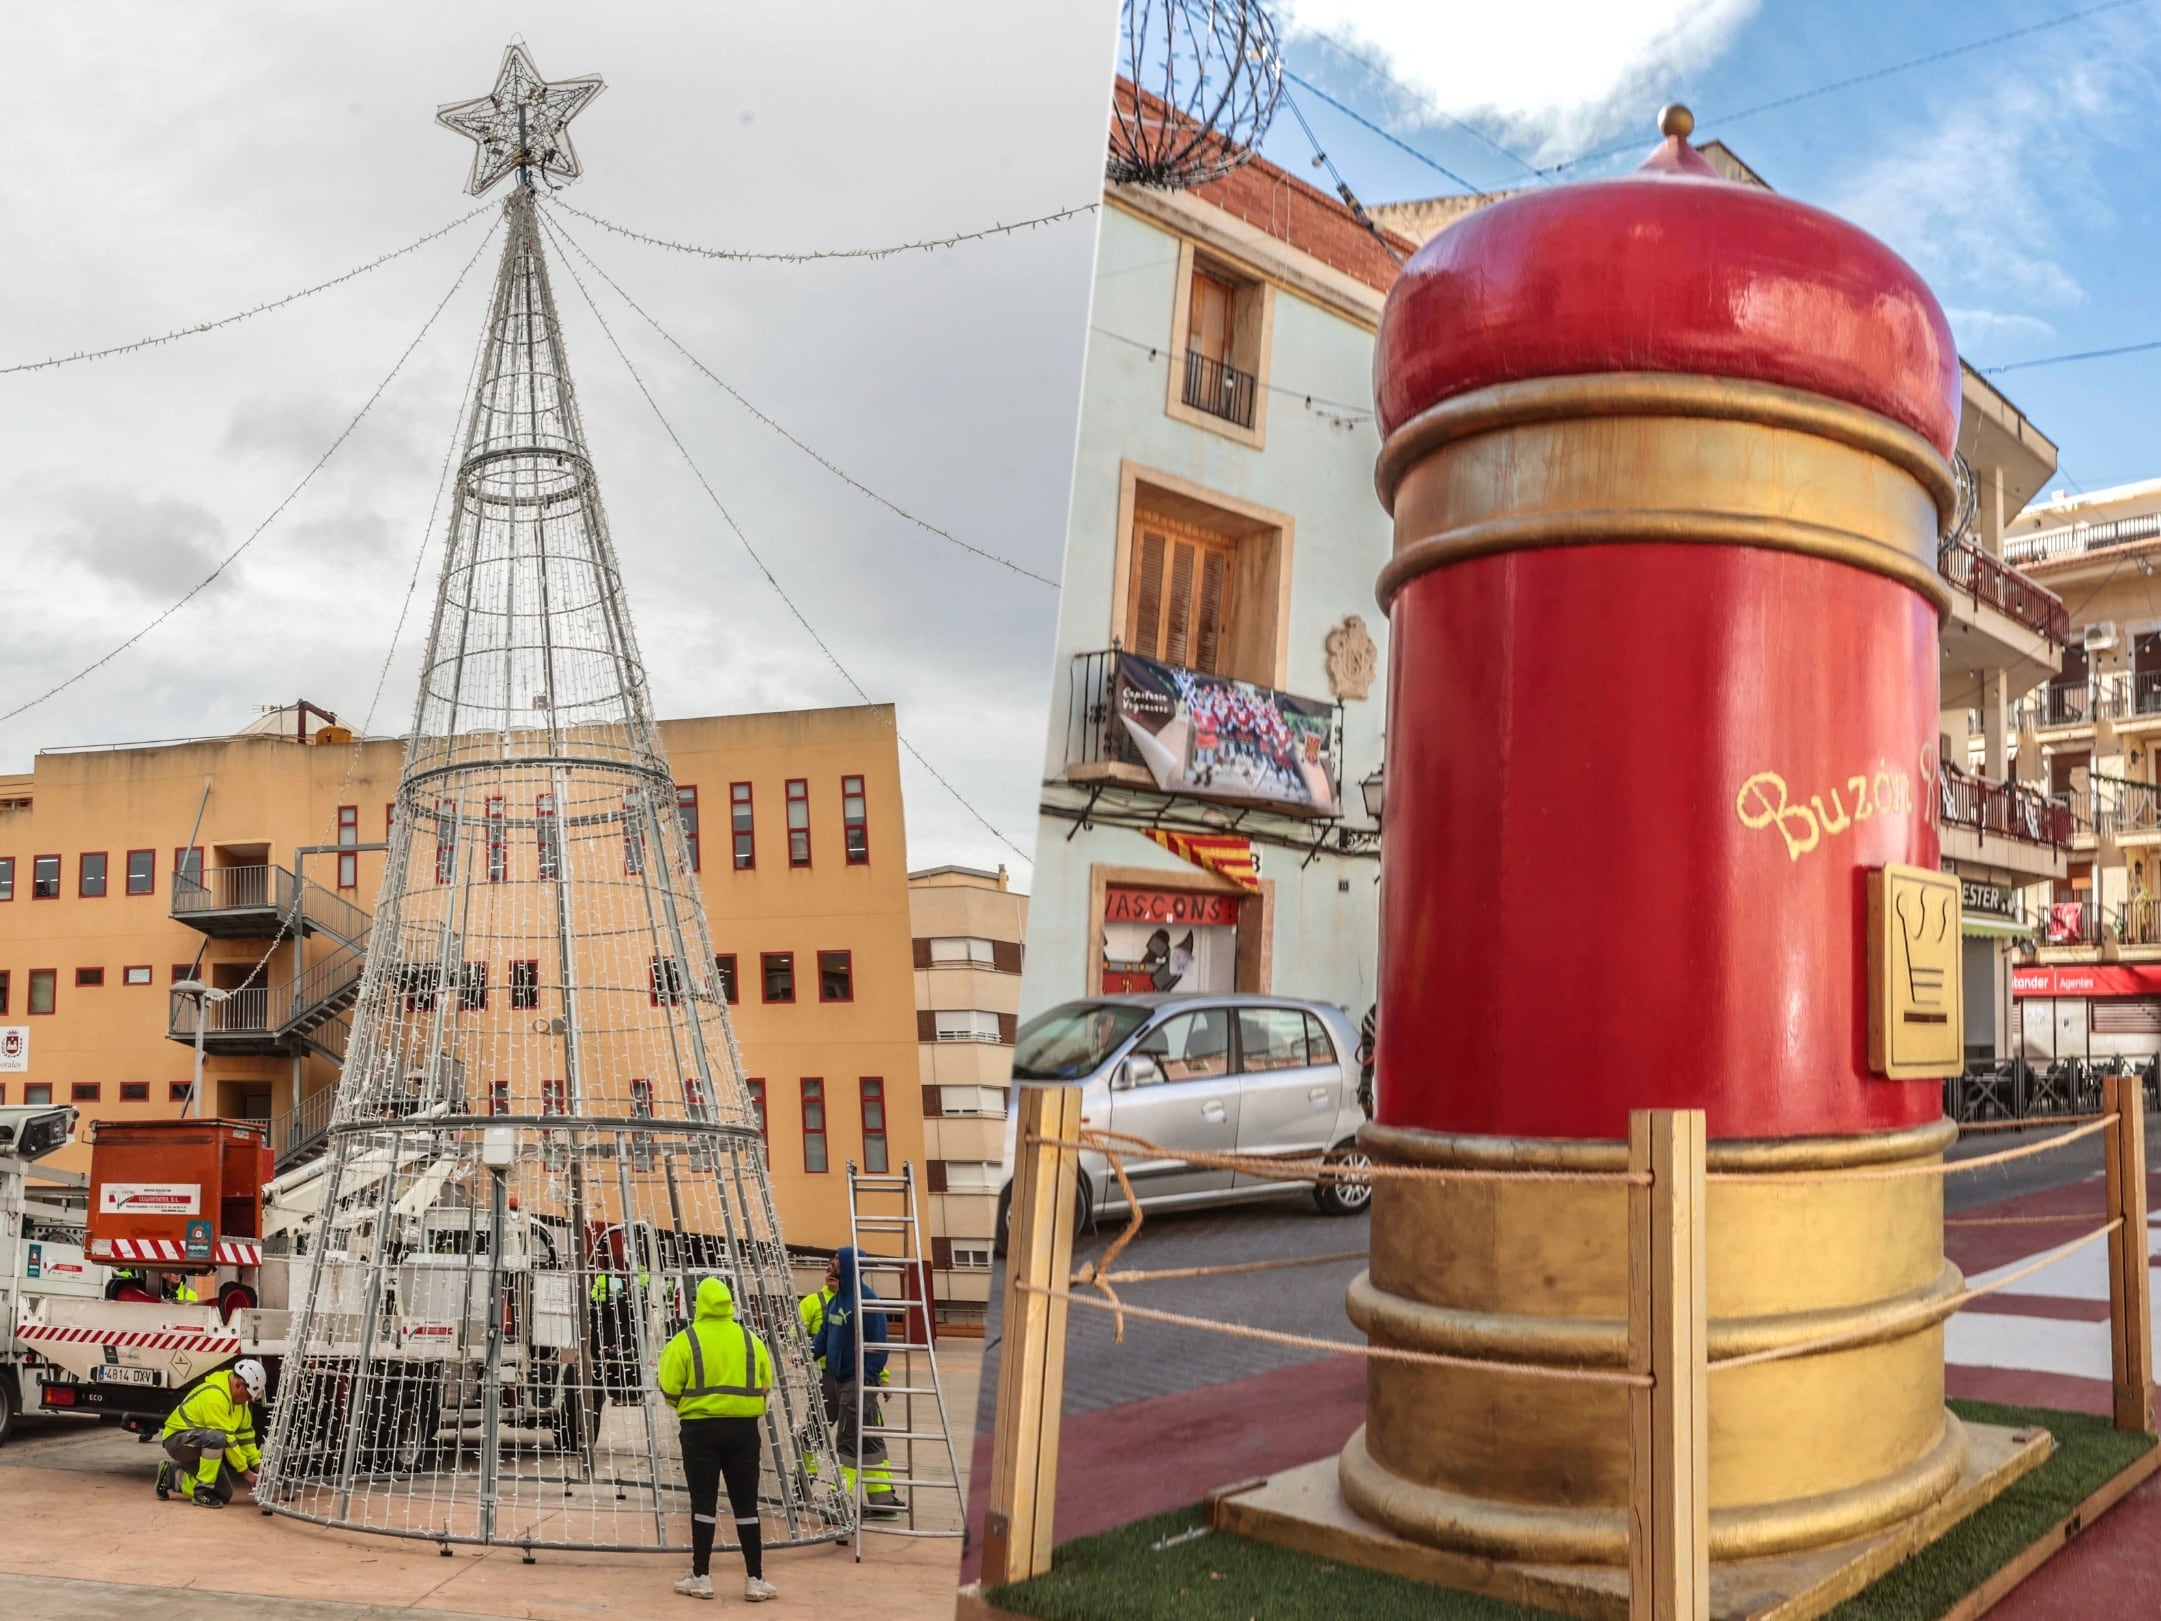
left=971, top=1113, right=2156, bottom=1433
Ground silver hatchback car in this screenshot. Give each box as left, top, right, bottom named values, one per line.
left=995, top=993, right=1371, bottom=1253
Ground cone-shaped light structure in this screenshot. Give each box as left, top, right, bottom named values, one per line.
left=259, top=55, right=848, bottom=1553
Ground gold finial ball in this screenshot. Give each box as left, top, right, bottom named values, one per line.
left=1659, top=103, right=1695, bottom=140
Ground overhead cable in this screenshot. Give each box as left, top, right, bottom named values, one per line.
left=1276, top=82, right=1408, bottom=262
left=1983, top=337, right=2161, bottom=376
left=543, top=194, right=1098, bottom=264
left=0, top=220, right=502, bottom=729
left=544, top=212, right=1059, bottom=587
left=0, top=203, right=497, bottom=378
left=1283, top=70, right=1489, bottom=197
left=538, top=212, right=1032, bottom=865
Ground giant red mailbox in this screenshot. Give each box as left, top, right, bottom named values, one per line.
left=1349, top=111, right=1967, bottom=1566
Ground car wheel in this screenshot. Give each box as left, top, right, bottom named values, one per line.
left=1314, top=1140, right=1374, bottom=1217
left=992, top=1177, right=1091, bottom=1261
left=0, top=1370, right=17, bottom=1446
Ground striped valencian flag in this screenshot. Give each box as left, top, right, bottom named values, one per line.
left=1143, top=829, right=1261, bottom=892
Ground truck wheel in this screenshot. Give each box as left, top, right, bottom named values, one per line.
left=1314, top=1140, right=1375, bottom=1217
left=0, top=1370, right=17, bottom=1446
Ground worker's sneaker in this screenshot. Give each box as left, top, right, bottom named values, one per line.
left=192, top=1484, right=225, bottom=1508
left=744, top=1577, right=778, bottom=1603
left=153, top=1462, right=172, bottom=1501
left=672, top=1572, right=713, bottom=1600
left=865, top=1488, right=907, bottom=1518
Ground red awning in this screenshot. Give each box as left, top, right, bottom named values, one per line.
left=2011, top=963, right=2161, bottom=998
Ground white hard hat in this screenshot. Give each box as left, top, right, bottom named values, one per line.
left=232, top=1358, right=267, bottom=1400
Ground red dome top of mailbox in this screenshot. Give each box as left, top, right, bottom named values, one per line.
left=1373, top=109, right=1961, bottom=459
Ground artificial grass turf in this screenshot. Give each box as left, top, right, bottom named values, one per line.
left=982, top=1400, right=2156, bottom=1621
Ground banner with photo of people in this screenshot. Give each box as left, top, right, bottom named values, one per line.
left=1112, top=652, right=1340, bottom=816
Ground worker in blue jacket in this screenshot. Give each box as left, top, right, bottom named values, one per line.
left=810, top=1246, right=904, bottom=1517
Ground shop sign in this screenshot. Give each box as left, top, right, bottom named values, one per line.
left=2012, top=963, right=2161, bottom=998
left=1112, top=652, right=1341, bottom=816
left=1104, top=887, right=1242, bottom=927
left=1957, top=877, right=2021, bottom=920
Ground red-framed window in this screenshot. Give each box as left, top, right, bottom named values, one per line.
left=537, top=793, right=560, bottom=880
left=74, top=967, right=104, bottom=988
left=123, top=966, right=152, bottom=986
left=623, top=790, right=647, bottom=876
left=801, top=1079, right=828, bottom=1173
left=731, top=782, right=754, bottom=869
left=31, top=854, right=60, bottom=900
left=747, top=1077, right=767, bottom=1137
left=786, top=779, right=811, bottom=867
left=0, top=1084, right=7, bottom=1104
left=399, top=964, right=442, bottom=1014
left=842, top=775, right=869, bottom=865
left=71, top=1082, right=101, bottom=1103
left=0, top=971, right=9, bottom=1014
left=174, top=846, right=203, bottom=893
left=714, top=954, right=738, bottom=1004
left=27, top=970, right=55, bottom=1015
left=434, top=800, right=456, bottom=885
left=171, top=963, right=198, bottom=984
left=818, top=950, right=853, bottom=1003
left=125, top=849, right=155, bottom=896
left=650, top=955, right=685, bottom=1005
left=120, top=1081, right=149, bottom=1102
left=24, top=1084, right=50, bottom=1105
left=167, top=1082, right=191, bottom=1103
left=761, top=952, right=795, bottom=1004
left=460, top=962, right=488, bottom=1010
left=486, top=796, right=506, bottom=883
left=510, top=960, right=540, bottom=1010
left=0, top=857, right=12, bottom=901
left=860, top=1078, right=888, bottom=1173
left=386, top=801, right=397, bottom=835
left=337, top=805, right=360, bottom=889
left=542, top=1077, right=567, bottom=1117
left=678, top=785, right=701, bottom=872
left=78, top=852, right=108, bottom=898
left=490, top=1078, right=510, bottom=1116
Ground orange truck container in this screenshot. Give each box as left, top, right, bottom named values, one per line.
left=84, top=1118, right=273, bottom=1267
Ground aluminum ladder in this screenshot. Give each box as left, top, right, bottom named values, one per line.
left=843, top=1160, right=967, bottom=1559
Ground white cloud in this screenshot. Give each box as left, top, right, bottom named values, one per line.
left=1942, top=308, right=2056, bottom=351
left=1282, top=0, right=1760, bottom=164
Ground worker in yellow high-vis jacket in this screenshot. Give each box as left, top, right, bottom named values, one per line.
left=658, top=1278, right=778, bottom=1604
left=156, top=1358, right=266, bottom=1507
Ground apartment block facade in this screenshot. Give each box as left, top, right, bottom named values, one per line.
left=0, top=701, right=920, bottom=1250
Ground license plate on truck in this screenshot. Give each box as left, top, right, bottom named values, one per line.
left=92, top=1365, right=160, bottom=1386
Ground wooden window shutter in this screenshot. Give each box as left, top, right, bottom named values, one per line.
left=1164, top=542, right=1197, bottom=666
left=991, top=939, right=1023, bottom=974
left=932, top=1236, right=953, bottom=1268
left=1128, top=527, right=1167, bottom=659
left=912, top=936, right=933, bottom=970
left=1194, top=547, right=1229, bottom=675
left=927, top=1160, right=948, bottom=1193
left=997, top=1013, right=1019, bottom=1044
left=916, top=1009, right=938, bottom=1042
left=1128, top=509, right=1237, bottom=676
left=921, top=1085, right=942, bottom=1117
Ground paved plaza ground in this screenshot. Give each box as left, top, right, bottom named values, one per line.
left=0, top=1342, right=979, bottom=1619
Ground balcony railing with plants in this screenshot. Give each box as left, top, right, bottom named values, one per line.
left=1938, top=540, right=2071, bottom=646
left=1182, top=349, right=1258, bottom=429
left=1937, top=768, right=2072, bottom=849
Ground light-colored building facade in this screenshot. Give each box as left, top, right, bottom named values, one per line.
left=1997, top=480, right=2161, bottom=1059
left=1025, top=106, right=1404, bottom=1025
left=908, top=864, right=1025, bottom=1334
left=0, top=700, right=921, bottom=1250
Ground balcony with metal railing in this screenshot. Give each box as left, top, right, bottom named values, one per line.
left=2005, top=511, right=2161, bottom=570
left=1181, top=349, right=1258, bottom=429
left=1938, top=540, right=2071, bottom=646
left=172, top=862, right=371, bottom=943
left=2035, top=679, right=2097, bottom=730
left=1937, top=769, right=2073, bottom=849
left=2040, top=898, right=2107, bottom=947
left=164, top=940, right=366, bottom=1058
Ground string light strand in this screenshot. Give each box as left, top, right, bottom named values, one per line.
left=0, top=204, right=497, bottom=379
left=543, top=194, right=1098, bottom=264
left=0, top=220, right=503, bottom=728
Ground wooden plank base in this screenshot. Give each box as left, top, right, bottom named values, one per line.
left=1211, top=1422, right=2053, bottom=1621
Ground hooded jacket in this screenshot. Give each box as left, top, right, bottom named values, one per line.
left=657, top=1278, right=773, bottom=1421
left=810, top=1246, right=888, bottom=1384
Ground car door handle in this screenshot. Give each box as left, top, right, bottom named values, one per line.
left=1201, top=1100, right=1226, bottom=1121
left=1308, top=1087, right=1329, bottom=1104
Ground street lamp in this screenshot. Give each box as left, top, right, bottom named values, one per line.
left=1360, top=765, right=1386, bottom=825
left=173, top=980, right=231, bottom=1119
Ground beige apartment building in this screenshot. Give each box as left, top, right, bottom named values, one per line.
left=0, top=700, right=924, bottom=1251
left=908, top=864, right=1025, bottom=1334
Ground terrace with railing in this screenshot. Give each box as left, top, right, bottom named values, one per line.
left=1181, top=349, right=1258, bottom=429
left=2005, top=511, right=2161, bottom=569
left=1937, top=540, right=2070, bottom=645
left=1936, top=769, right=2072, bottom=849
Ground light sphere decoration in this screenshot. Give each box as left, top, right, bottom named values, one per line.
left=1108, top=0, right=1282, bottom=191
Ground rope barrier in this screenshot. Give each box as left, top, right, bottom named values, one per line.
left=1957, top=1113, right=2108, bottom=1133
left=1030, top=1131, right=1651, bottom=1187
left=1080, top=1250, right=1371, bottom=1286
left=1708, top=1219, right=2123, bottom=1374
left=1011, top=1279, right=1652, bottom=1387
left=1705, top=1115, right=2116, bottom=1184
left=1945, top=1213, right=2111, bottom=1227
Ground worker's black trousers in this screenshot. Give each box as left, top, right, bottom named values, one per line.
left=679, top=1416, right=763, bottom=1580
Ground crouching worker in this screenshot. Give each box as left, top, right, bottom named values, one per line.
left=156, top=1357, right=267, bottom=1508
left=658, top=1278, right=778, bottom=1604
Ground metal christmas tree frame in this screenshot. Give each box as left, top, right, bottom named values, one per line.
left=1108, top=0, right=1282, bottom=190
left=257, top=45, right=850, bottom=1555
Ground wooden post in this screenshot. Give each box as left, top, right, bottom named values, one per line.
left=1628, top=1109, right=1709, bottom=1621
left=2103, top=1074, right=2155, bottom=1434
left=980, top=1085, right=1084, bottom=1588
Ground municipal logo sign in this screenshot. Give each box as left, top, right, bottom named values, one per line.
left=0, top=1027, right=26, bottom=1072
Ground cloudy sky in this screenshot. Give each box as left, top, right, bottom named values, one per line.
left=1278, top=0, right=2161, bottom=494
left=0, top=3, right=1118, bottom=879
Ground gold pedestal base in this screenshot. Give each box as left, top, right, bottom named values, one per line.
left=1215, top=1421, right=2053, bottom=1621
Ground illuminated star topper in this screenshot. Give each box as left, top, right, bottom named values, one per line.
left=436, top=44, right=604, bottom=197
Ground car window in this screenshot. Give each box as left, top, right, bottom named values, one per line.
left=1133, top=1008, right=1232, bottom=1081
left=1303, top=1012, right=1338, bottom=1067
left=1236, top=1008, right=1312, bottom=1073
